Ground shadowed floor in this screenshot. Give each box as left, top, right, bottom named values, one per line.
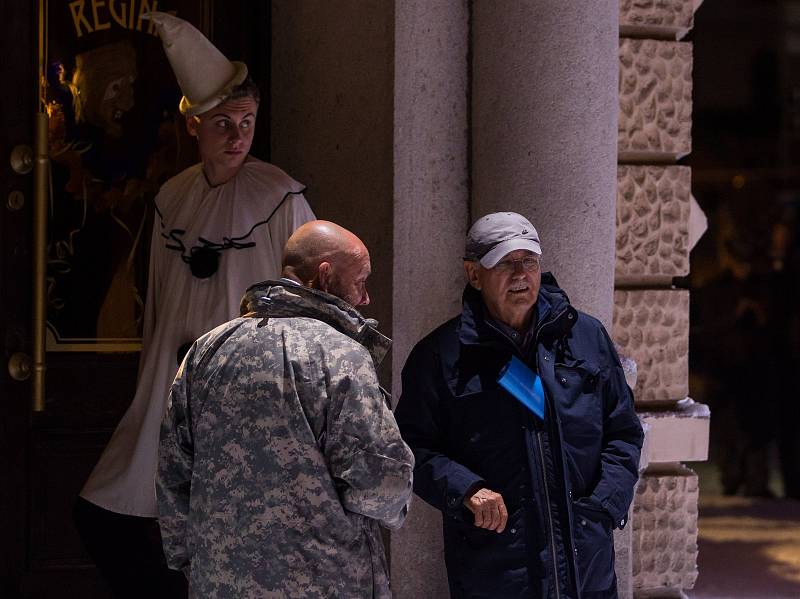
left=690, top=462, right=800, bottom=599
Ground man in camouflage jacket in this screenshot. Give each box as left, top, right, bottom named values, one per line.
left=157, top=221, right=414, bottom=598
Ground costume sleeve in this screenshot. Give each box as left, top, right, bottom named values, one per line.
left=156, top=345, right=196, bottom=572
left=289, top=192, right=315, bottom=224
left=586, top=327, right=644, bottom=529
left=137, top=215, right=164, bottom=381
left=395, top=342, right=486, bottom=522
left=325, top=345, right=414, bottom=530
left=266, top=192, right=315, bottom=273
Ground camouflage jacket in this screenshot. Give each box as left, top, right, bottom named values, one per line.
left=157, top=280, right=414, bottom=598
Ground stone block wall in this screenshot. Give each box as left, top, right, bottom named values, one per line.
left=613, top=289, right=689, bottom=404
left=615, top=2, right=708, bottom=598
left=618, top=39, right=693, bottom=162
left=632, top=467, right=700, bottom=591
left=616, top=166, right=691, bottom=283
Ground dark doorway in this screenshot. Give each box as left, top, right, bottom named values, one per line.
left=0, top=2, right=271, bottom=596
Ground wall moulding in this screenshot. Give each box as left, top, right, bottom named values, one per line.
left=620, top=0, right=701, bottom=41
left=619, top=39, right=693, bottom=162
left=638, top=398, right=710, bottom=464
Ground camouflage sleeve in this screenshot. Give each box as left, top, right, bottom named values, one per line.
left=156, top=348, right=195, bottom=573
left=325, top=346, right=415, bottom=530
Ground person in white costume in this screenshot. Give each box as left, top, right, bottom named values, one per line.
left=73, top=13, right=315, bottom=598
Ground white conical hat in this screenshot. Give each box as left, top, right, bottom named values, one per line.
left=143, top=12, right=248, bottom=116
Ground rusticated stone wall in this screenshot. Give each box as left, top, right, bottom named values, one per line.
left=613, top=289, right=689, bottom=404
left=632, top=468, right=700, bottom=591
left=618, top=39, right=693, bottom=162
left=615, top=2, right=707, bottom=598
left=616, top=166, right=691, bottom=282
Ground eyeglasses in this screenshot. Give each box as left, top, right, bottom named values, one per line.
left=492, top=256, right=540, bottom=272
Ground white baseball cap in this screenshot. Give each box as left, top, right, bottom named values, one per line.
left=464, top=212, right=542, bottom=268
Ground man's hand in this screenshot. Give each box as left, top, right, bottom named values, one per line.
left=464, top=487, right=507, bottom=533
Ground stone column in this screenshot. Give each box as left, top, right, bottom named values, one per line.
left=390, top=2, right=470, bottom=598
left=271, top=4, right=469, bottom=596
left=471, top=4, right=628, bottom=594
left=472, top=0, right=620, bottom=327
left=270, top=0, right=396, bottom=355
left=614, top=2, right=709, bottom=598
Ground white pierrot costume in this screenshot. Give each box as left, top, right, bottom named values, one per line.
left=81, top=11, right=315, bottom=516
left=81, top=158, right=314, bottom=515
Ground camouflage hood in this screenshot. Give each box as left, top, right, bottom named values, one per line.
left=240, top=279, right=392, bottom=367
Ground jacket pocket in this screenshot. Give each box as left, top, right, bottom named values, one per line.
left=572, top=500, right=615, bottom=593
left=553, top=360, right=601, bottom=420
left=555, top=361, right=603, bottom=496
left=446, top=508, right=529, bottom=596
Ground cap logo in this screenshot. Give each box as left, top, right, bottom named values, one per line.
left=521, top=229, right=528, bottom=234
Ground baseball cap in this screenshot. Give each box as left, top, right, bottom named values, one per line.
left=464, top=212, right=542, bottom=268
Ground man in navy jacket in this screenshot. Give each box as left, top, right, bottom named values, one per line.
left=395, top=212, right=643, bottom=599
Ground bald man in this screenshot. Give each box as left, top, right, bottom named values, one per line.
left=157, top=221, right=414, bottom=598
left=279, top=219, right=372, bottom=307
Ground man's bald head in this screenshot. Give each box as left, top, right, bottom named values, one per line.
left=282, top=220, right=371, bottom=307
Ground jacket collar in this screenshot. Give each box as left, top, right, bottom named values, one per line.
left=240, top=280, right=392, bottom=367
left=458, top=272, right=577, bottom=348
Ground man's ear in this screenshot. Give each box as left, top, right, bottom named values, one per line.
left=464, top=261, right=481, bottom=290
left=186, top=115, right=199, bottom=138
left=317, top=261, right=332, bottom=292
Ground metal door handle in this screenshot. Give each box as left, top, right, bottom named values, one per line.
left=8, top=118, right=47, bottom=411
left=32, top=113, right=48, bottom=411
left=8, top=352, right=32, bottom=381
left=10, top=145, right=33, bottom=175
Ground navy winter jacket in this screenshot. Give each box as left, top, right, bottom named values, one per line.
left=395, top=274, right=643, bottom=599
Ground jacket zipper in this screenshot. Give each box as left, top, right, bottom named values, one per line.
left=487, top=306, right=572, bottom=599
left=537, top=429, right=562, bottom=599
left=485, top=313, right=568, bottom=598
left=534, top=307, right=569, bottom=599
left=533, top=306, right=570, bottom=347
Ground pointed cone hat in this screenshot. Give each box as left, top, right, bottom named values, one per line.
left=143, top=12, right=247, bottom=116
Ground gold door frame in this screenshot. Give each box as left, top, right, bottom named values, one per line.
left=32, top=1, right=49, bottom=409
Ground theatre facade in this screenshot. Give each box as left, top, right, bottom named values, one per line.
left=0, top=1, right=707, bottom=597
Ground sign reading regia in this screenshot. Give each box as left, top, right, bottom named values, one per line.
left=67, top=0, right=172, bottom=38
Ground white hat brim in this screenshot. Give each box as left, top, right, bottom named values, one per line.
left=479, top=238, right=542, bottom=268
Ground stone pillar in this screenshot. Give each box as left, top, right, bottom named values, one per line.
left=390, top=2, right=469, bottom=598
left=472, top=5, right=628, bottom=594
left=614, top=2, right=709, bottom=598
left=271, top=4, right=469, bottom=596
left=472, top=0, right=620, bottom=327
left=270, top=0, right=396, bottom=355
